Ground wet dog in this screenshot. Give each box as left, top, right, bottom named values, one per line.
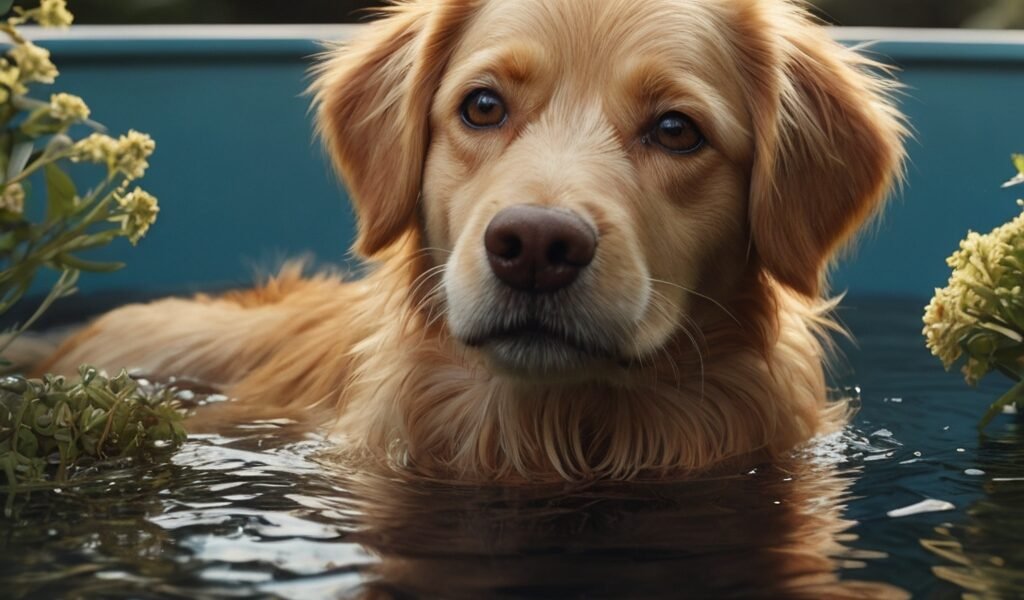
left=42, top=0, right=906, bottom=480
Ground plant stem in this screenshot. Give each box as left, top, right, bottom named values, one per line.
left=979, top=378, right=1024, bottom=431
left=0, top=268, right=77, bottom=356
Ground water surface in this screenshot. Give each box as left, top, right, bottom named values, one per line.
left=1, top=296, right=1022, bottom=598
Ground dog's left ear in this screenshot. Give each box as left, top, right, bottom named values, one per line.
left=734, top=2, right=907, bottom=297
left=312, top=0, right=479, bottom=258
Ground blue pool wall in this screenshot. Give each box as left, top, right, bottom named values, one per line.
left=21, top=26, right=1024, bottom=300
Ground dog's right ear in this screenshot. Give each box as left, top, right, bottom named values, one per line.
left=312, top=1, right=478, bottom=257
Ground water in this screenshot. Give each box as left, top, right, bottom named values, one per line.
left=1, top=296, right=1022, bottom=599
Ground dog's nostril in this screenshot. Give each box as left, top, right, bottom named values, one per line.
left=498, top=234, right=523, bottom=260
left=547, top=239, right=569, bottom=265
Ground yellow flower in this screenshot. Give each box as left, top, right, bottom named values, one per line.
left=72, top=130, right=156, bottom=181
left=8, top=41, right=58, bottom=84
left=37, top=0, right=74, bottom=29
left=923, top=284, right=971, bottom=368
left=113, top=130, right=156, bottom=180
left=0, top=59, right=27, bottom=101
left=110, top=185, right=157, bottom=243
left=49, top=92, right=89, bottom=121
left=0, top=182, right=24, bottom=214
left=924, top=206, right=1024, bottom=384
left=111, top=187, right=159, bottom=245
left=71, top=132, right=118, bottom=164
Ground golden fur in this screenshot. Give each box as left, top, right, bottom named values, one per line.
left=39, top=0, right=906, bottom=481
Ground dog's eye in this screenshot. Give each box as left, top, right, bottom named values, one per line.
left=648, top=112, right=704, bottom=154
left=461, top=89, right=508, bottom=129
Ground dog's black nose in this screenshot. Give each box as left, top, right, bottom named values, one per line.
left=484, top=205, right=597, bottom=293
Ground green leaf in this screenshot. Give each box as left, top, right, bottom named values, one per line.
left=6, top=141, right=32, bottom=181
left=62, top=230, right=121, bottom=252
left=44, top=163, right=78, bottom=220
left=0, top=132, right=11, bottom=178
left=0, top=232, right=14, bottom=254
left=977, top=321, right=1024, bottom=344
left=54, top=254, right=125, bottom=273
left=979, top=379, right=1024, bottom=431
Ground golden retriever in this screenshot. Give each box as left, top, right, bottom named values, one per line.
left=40, top=0, right=906, bottom=481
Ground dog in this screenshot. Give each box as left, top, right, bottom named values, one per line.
left=39, top=0, right=906, bottom=481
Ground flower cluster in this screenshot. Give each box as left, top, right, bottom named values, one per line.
left=112, top=187, right=160, bottom=245
left=72, top=130, right=157, bottom=182
left=0, top=58, right=25, bottom=102
left=0, top=0, right=161, bottom=358
left=37, top=0, right=73, bottom=28
left=923, top=206, right=1024, bottom=383
left=924, top=156, right=1024, bottom=428
left=0, top=1, right=69, bottom=100
left=0, top=182, right=24, bottom=214
left=8, top=39, right=56, bottom=83
left=49, top=91, right=89, bottom=121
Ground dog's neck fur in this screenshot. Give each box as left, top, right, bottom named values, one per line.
left=316, top=245, right=843, bottom=481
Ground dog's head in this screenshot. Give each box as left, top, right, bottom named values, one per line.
left=314, top=0, right=905, bottom=379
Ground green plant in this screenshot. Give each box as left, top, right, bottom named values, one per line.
left=0, top=0, right=159, bottom=356
left=0, top=366, right=185, bottom=513
left=923, top=156, right=1024, bottom=430
left=0, top=1, right=183, bottom=498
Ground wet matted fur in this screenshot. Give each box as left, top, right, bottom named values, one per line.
left=40, top=0, right=907, bottom=481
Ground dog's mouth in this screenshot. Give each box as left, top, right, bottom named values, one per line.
left=462, top=319, right=621, bottom=375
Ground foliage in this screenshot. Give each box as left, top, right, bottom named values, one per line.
left=923, top=156, right=1024, bottom=430
left=0, top=0, right=159, bottom=357
left=0, top=2, right=181, bottom=500
left=0, top=365, right=186, bottom=512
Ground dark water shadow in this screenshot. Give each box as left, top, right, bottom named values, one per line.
left=0, top=421, right=907, bottom=599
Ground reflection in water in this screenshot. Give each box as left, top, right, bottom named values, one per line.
left=0, top=421, right=905, bottom=599
left=923, top=425, right=1024, bottom=598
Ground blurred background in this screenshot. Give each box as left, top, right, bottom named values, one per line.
left=64, top=0, right=1024, bottom=29
left=15, top=0, right=1024, bottom=306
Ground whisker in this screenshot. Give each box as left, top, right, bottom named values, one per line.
left=646, top=277, right=741, bottom=326
left=645, top=288, right=705, bottom=397
left=676, top=323, right=705, bottom=402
